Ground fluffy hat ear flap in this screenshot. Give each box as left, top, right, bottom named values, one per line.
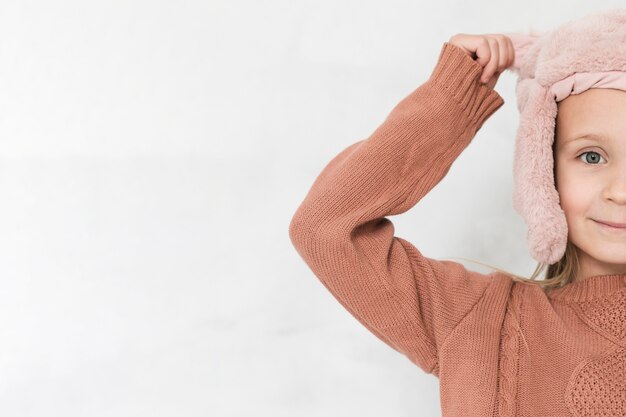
left=502, top=30, right=544, bottom=74
left=512, top=79, right=569, bottom=265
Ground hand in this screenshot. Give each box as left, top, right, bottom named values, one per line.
left=448, top=33, right=515, bottom=89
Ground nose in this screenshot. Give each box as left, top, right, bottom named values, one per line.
left=602, top=164, right=626, bottom=204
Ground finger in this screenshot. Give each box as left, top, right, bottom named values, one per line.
left=496, top=36, right=508, bottom=71
left=506, top=36, right=515, bottom=68
left=486, top=72, right=499, bottom=89
left=489, top=34, right=513, bottom=69
left=474, top=37, right=492, bottom=69
left=481, top=37, right=499, bottom=83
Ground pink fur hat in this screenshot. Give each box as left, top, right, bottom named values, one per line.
left=502, top=8, right=626, bottom=265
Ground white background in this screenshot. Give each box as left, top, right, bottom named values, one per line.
left=0, top=1, right=618, bottom=416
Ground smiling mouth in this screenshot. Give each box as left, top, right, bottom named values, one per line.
left=593, top=219, right=626, bottom=230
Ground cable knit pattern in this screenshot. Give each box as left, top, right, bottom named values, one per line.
left=565, top=346, right=626, bottom=416
left=494, top=287, right=523, bottom=417
left=289, top=41, right=626, bottom=416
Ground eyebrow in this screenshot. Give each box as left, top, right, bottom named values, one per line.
left=566, top=133, right=609, bottom=142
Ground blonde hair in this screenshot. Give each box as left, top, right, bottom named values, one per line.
left=440, top=121, right=582, bottom=291
left=445, top=238, right=580, bottom=291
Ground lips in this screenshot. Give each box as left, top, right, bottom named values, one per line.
left=594, top=220, right=626, bottom=228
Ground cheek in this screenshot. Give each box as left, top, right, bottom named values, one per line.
left=555, top=164, right=586, bottom=216
left=555, top=161, right=569, bottom=206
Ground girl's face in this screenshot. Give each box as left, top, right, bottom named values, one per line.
left=554, top=88, right=626, bottom=280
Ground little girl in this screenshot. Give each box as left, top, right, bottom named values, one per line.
left=289, top=9, right=626, bottom=417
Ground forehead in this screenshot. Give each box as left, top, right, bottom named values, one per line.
left=556, top=89, right=626, bottom=138
left=557, top=88, right=626, bottom=113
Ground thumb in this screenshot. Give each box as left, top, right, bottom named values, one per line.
left=485, top=70, right=501, bottom=89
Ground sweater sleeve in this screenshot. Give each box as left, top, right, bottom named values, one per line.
left=288, top=42, right=505, bottom=375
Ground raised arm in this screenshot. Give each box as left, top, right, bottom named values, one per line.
left=288, top=42, right=505, bottom=375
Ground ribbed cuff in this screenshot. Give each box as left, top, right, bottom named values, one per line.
left=428, top=42, right=505, bottom=127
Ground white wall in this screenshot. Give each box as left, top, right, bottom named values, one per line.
left=0, top=1, right=619, bottom=416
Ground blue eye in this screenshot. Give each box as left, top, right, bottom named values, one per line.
left=578, top=151, right=606, bottom=165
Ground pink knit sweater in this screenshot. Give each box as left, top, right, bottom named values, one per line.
left=288, top=41, right=626, bottom=416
